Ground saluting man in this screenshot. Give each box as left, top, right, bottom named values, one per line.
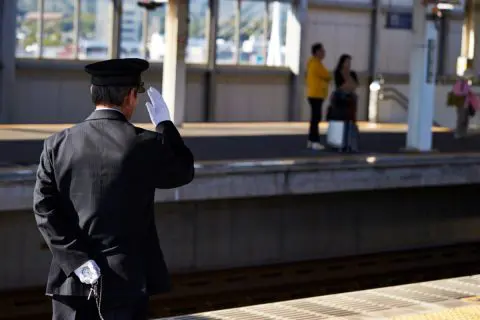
left=33, top=58, right=195, bottom=319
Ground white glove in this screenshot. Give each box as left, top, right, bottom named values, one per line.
left=74, top=260, right=101, bottom=285
left=146, top=87, right=171, bottom=126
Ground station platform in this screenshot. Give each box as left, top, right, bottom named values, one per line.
left=0, top=122, right=478, bottom=165
left=160, top=274, right=480, bottom=319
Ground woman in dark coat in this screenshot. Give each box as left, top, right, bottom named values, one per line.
left=327, top=54, right=359, bottom=122
left=326, top=54, right=360, bottom=152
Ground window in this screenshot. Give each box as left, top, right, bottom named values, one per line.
left=15, top=0, right=288, bottom=67
left=78, top=0, right=108, bottom=60
left=216, top=0, right=289, bottom=66
left=187, top=0, right=208, bottom=64
left=119, top=0, right=143, bottom=59
left=217, top=0, right=236, bottom=64
left=240, top=0, right=266, bottom=65
left=16, top=0, right=39, bottom=58
left=15, top=0, right=75, bottom=59
left=266, top=1, right=290, bottom=67
left=40, top=0, right=74, bottom=59
left=133, top=1, right=168, bottom=61
left=15, top=0, right=111, bottom=60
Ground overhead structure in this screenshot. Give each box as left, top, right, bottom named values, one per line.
left=137, top=0, right=166, bottom=10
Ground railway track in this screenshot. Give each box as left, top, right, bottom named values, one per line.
left=1, top=242, right=480, bottom=320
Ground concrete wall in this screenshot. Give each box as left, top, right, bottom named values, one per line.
left=2, top=184, right=480, bottom=291
left=12, top=63, right=291, bottom=124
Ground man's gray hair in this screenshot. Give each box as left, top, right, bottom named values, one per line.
left=91, top=85, right=135, bottom=106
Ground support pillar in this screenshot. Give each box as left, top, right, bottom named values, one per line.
left=457, top=0, right=475, bottom=75
left=204, top=0, right=218, bottom=122
left=405, top=3, right=438, bottom=151
left=437, top=14, right=447, bottom=76
left=162, top=0, right=189, bottom=126
left=0, top=0, right=17, bottom=123
left=285, top=0, right=308, bottom=121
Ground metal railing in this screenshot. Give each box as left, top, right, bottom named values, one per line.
left=382, top=86, right=441, bottom=127
left=369, top=75, right=441, bottom=127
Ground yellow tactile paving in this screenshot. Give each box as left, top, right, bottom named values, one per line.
left=391, top=305, right=480, bottom=320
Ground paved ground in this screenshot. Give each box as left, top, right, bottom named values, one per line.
left=160, top=275, right=480, bottom=320
left=0, top=122, right=478, bottom=165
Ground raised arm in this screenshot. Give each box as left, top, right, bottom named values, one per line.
left=144, top=87, right=195, bottom=189
left=149, top=121, right=195, bottom=189
left=33, top=140, right=92, bottom=277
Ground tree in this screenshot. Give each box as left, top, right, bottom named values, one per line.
left=19, top=12, right=97, bottom=48
left=189, top=13, right=206, bottom=38
left=61, top=13, right=96, bottom=37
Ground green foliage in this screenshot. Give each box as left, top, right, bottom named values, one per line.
left=189, top=13, right=206, bottom=37
left=217, top=16, right=264, bottom=41
left=18, top=13, right=96, bottom=48
left=62, top=13, right=96, bottom=37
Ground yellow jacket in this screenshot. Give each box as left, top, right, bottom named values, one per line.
left=305, top=57, right=331, bottom=99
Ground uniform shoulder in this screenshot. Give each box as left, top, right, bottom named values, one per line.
left=43, top=126, right=72, bottom=150
left=133, top=125, right=163, bottom=141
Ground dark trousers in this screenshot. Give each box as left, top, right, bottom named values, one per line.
left=52, top=295, right=149, bottom=320
left=307, top=97, right=324, bottom=142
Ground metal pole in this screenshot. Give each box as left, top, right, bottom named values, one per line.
left=37, top=0, right=45, bottom=58
left=142, top=8, right=149, bottom=59
left=72, top=0, right=81, bottom=59
left=234, top=0, right=241, bottom=64
left=436, top=14, right=447, bottom=77
left=263, top=0, right=269, bottom=65
left=204, top=0, right=219, bottom=121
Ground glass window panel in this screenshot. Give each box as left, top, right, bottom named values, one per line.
left=140, top=3, right=168, bottom=62
left=79, top=0, right=110, bottom=60
left=146, top=3, right=167, bottom=62
left=16, top=0, right=39, bottom=58
left=187, top=0, right=208, bottom=64
left=239, top=0, right=265, bottom=65
left=266, top=1, right=289, bottom=67
left=40, top=0, right=74, bottom=59
left=119, top=0, right=144, bottom=59
left=216, top=0, right=236, bottom=64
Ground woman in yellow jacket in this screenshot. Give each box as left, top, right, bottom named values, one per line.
left=306, top=43, right=331, bottom=150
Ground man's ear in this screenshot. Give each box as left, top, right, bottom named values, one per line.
left=90, top=85, right=93, bottom=94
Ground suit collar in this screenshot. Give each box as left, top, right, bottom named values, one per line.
left=85, top=109, right=128, bottom=122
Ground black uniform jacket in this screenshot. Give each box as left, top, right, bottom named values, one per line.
left=33, top=109, right=194, bottom=299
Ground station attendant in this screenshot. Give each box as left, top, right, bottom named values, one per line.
left=305, top=42, right=331, bottom=150
left=33, top=58, right=195, bottom=319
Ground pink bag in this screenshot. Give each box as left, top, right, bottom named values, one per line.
left=468, top=92, right=480, bottom=110
left=452, top=80, right=480, bottom=110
